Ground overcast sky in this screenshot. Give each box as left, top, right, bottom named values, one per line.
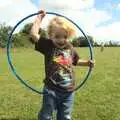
left=0, top=0, right=120, bottom=42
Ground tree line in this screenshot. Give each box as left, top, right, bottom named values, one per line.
left=0, top=23, right=119, bottom=48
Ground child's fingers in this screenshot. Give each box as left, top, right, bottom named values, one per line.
left=38, top=10, right=46, bottom=16
left=88, top=60, right=95, bottom=67
left=37, top=10, right=46, bottom=19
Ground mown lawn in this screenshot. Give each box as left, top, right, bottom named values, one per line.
left=0, top=47, right=120, bottom=120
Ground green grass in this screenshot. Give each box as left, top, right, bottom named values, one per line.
left=0, top=47, right=120, bottom=120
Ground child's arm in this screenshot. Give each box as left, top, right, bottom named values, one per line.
left=77, top=59, right=95, bottom=67
left=30, top=10, right=46, bottom=42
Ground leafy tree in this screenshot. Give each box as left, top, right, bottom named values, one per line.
left=21, top=23, right=47, bottom=37
left=12, top=32, right=33, bottom=47
left=71, top=37, right=80, bottom=47
left=21, top=23, right=47, bottom=44
left=71, top=35, right=94, bottom=47
left=21, top=23, right=32, bottom=34
left=94, top=41, right=99, bottom=47
left=79, top=36, right=94, bottom=47
left=0, top=23, right=12, bottom=48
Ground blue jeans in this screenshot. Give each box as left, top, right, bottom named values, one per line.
left=38, top=88, right=74, bottom=120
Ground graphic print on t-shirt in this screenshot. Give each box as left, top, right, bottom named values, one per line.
left=49, top=48, right=73, bottom=88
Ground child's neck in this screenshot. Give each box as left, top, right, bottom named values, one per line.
left=52, top=40, right=73, bottom=50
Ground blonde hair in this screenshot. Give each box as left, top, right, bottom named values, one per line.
left=48, top=17, right=75, bottom=38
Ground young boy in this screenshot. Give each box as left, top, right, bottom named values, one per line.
left=31, top=10, right=95, bottom=120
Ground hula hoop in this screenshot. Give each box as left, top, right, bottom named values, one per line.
left=7, top=11, right=94, bottom=94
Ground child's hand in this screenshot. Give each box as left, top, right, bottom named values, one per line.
left=37, top=10, right=46, bottom=20
left=88, top=60, right=95, bottom=67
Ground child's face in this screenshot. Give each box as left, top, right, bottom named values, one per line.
left=50, top=26, right=68, bottom=47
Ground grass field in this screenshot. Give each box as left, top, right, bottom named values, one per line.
left=0, top=47, right=120, bottom=120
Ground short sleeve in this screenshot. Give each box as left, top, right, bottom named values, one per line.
left=72, top=49, right=80, bottom=66
left=35, top=37, right=53, bottom=54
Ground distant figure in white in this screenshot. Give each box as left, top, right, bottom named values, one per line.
left=100, top=42, right=104, bottom=52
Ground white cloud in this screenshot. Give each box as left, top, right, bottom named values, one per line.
left=39, top=0, right=117, bottom=42
left=92, top=22, right=120, bottom=41
left=117, top=3, right=120, bottom=9
left=0, top=0, right=37, bottom=26
left=0, top=0, right=12, bottom=7
left=61, top=8, right=112, bottom=31
left=39, top=0, right=94, bottom=10
left=0, top=0, right=119, bottom=42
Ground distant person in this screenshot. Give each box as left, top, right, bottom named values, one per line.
left=100, top=42, right=104, bottom=52
left=30, top=10, right=95, bottom=120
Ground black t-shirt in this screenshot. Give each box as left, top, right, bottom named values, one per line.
left=35, top=37, right=79, bottom=92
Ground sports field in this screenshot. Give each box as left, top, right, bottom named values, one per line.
left=0, top=47, right=120, bottom=120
